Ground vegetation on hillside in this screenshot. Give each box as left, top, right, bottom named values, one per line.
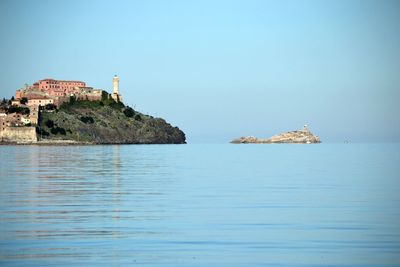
left=38, top=94, right=185, bottom=144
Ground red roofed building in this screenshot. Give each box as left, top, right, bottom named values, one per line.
left=15, top=77, right=111, bottom=107
left=37, top=79, right=86, bottom=96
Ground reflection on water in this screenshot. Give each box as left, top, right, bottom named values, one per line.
left=0, top=144, right=400, bottom=266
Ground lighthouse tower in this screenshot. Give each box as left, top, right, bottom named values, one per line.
left=111, top=75, right=122, bottom=102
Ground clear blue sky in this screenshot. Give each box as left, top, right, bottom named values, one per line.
left=0, top=0, right=399, bottom=143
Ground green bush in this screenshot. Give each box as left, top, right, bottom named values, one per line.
left=50, top=126, right=66, bottom=135
left=39, top=129, right=50, bottom=136
left=50, top=127, right=58, bottom=135
left=45, top=119, right=54, bottom=128
left=58, top=127, right=66, bottom=135
left=80, top=116, right=94, bottom=124
left=109, top=101, right=125, bottom=110
left=134, top=114, right=142, bottom=121
left=123, top=107, right=135, bottom=117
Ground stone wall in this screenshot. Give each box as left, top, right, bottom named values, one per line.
left=0, top=127, right=37, bottom=143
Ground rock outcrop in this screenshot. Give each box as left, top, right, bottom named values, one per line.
left=231, top=127, right=321, bottom=144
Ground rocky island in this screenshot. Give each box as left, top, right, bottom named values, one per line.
left=0, top=76, right=186, bottom=144
left=231, top=126, right=321, bottom=144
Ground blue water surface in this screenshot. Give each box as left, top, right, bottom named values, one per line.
left=0, top=143, right=399, bottom=266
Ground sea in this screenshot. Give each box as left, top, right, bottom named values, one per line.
left=0, top=143, right=399, bottom=267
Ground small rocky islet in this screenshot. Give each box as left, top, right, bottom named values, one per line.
left=231, top=126, right=321, bottom=144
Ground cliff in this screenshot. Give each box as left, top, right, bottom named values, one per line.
left=231, top=127, right=321, bottom=144
left=38, top=100, right=186, bottom=144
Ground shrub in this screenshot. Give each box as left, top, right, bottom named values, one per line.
left=123, top=107, right=135, bottom=117
left=45, top=119, right=54, bottom=128
left=134, top=114, right=142, bottom=121
left=109, top=101, right=125, bottom=110
left=58, top=127, right=66, bottom=135
left=50, top=127, right=58, bottom=135
left=39, top=128, right=50, bottom=136
left=50, top=126, right=66, bottom=135
left=80, top=116, right=94, bottom=124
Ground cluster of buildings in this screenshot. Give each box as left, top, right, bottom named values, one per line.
left=1, top=76, right=122, bottom=141
left=15, top=78, right=102, bottom=106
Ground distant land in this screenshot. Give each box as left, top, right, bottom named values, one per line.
left=0, top=76, right=186, bottom=144
left=231, top=126, right=321, bottom=144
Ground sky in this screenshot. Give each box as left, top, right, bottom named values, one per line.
left=0, top=0, right=399, bottom=143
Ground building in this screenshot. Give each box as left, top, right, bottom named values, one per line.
left=111, top=75, right=123, bottom=102
left=0, top=113, right=23, bottom=131
left=21, top=117, right=31, bottom=125
left=15, top=78, right=87, bottom=99
left=28, top=106, right=39, bottom=125
left=14, top=76, right=121, bottom=107
left=26, top=98, right=54, bottom=107
left=37, top=79, right=86, bottom=96
left=11, top=100, right=20, bottom=106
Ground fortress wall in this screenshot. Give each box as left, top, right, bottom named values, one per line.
left=1, top=127, right=37, bottom=143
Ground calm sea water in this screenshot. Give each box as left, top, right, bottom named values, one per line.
left=0, top=144, right=399, bottom=266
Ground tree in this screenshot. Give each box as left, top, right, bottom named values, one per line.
left=101, top=90, right=109, bottom=101
left=7, top=105, right=29, bottom=115
left=20, top=97, right=28, bottom=105
left=20, top=107, right=30, bottom=115
left=69, top=96, right=76, bottom=105
left=44, top=103, right=56, bottom=110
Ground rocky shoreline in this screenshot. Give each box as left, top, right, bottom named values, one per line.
left=231, top=126, right=321, bottom=144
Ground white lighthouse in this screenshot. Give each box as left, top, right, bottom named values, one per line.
left=111, top=75, right=122, bottom=102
